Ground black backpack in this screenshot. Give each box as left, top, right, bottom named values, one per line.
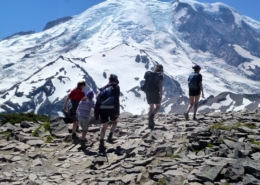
left=140, top=71, right=159, bottom=92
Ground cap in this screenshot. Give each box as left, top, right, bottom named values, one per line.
left=109, top=74, right=119, bottom=84
left=86, top=90, right=94, bottom=100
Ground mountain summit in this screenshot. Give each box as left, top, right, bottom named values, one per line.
left=0, top=0, right=260, bottom=116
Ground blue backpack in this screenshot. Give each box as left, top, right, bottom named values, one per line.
left=97, top=84, right=117, bottom=106
left=188, top=72, right=200, bottom=89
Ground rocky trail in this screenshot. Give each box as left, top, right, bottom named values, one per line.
left=1, top=109, right=260, bottom=185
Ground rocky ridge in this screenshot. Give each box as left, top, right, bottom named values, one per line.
left=1, top=109, right=260, bottom=185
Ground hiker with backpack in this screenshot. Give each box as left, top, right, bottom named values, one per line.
left=63, top=80, right=86, bottom=139
left=141, top=64, right=164, bottom=129
left=76, top=90, right=95, bottom=147
left=94, top=74, right=120, bottom=153
left=184, top=65, right=204, bottom=121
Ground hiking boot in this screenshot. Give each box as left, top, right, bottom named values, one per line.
left=107, top=132, right=113, bottom=143
left=71, top=133, right=77, bottom=140
left=148, top=114, right=155, bottom=129
left=79, top=138, right=86, bottom=147
left=184, top=113, right=189, bottom=121
left=99, top=141, right=106, bottom=153
left=193, top=117, right=198, bottom=121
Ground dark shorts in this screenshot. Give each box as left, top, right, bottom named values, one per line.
left=100, top=109, right=117, bottom=123
left=189, top=89, right=201, bottom=96
left=146, top=91, right=160, bottom=104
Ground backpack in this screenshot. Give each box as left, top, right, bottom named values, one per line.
left=141, top=71, right=161, bottom=92
left=188, top=72, right=200, bottom=89
left=97, top=84, right=117, bottom=106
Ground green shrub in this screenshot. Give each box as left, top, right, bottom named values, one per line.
left=0, top=131, right=10, bottom=140
left=158, top=177, right=167, bottom=185
left=169, top=154, right=181, bottom=159
left=46, top=135, right=53, bottom=143
left=0, top=112, right=50, bottom=125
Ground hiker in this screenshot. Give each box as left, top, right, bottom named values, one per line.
left=143, top=64, right=164, bottom=129
left=76, top=90, right=95, bottom=147
left=94, top=74, right=120, bottom=153
left=63, top=80, right=86, bottom=139
left=184, top=65, right=204, bottom=121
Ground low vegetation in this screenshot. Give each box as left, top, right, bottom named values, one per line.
left=0, top=112, right=50, bottom=125
left=157, top=177, right=167, bottom=185
left=210, top=122, right=257, bottom=131
left=169, top=154, right=181, bottom=159
left=249, top=138, right=260, bottom=146
left=0, top=131, right=10, bottom=140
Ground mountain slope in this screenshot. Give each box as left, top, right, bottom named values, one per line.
left=0, top=0, right=260, bottom=116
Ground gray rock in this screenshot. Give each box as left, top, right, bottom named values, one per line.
left=163, top=170, right=188, bottom=178
left=27, top=140, right=44, bottom=147
left=20, top=121, right=34, bottom=128
left=126, top=167, right=143, bottom=174
left=243, top=174, right=260, bottom=185
left=29, top=174, right=37, bottom=181
left=223, top=139, right=237, bottom=149
left=149, top=168, right=164, bottom=175
left=14, top=143, right=31, bottom=152
left=32, top=158, right=42, bottom=166
left=224, top=164, right=244, bottom=181
left=251, top=152, right=260, bottom=161
left=0, top=123, right=16, bottom=132
left=241, top=159, right=260, bottom=178
left=196, top=165, right=224, bottom=182
left=133, top=157, right=153, bottom=166
left=50, top=121, right=68, bottom=136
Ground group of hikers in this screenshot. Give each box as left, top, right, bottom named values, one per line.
left=63, top=64, right=204, bottom=153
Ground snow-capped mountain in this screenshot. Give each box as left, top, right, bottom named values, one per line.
left=1, top=0, right=260, bottom=116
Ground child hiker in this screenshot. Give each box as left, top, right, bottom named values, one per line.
left=76, top=90, right=95, bottom=147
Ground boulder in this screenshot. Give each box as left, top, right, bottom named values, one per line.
left=224, top=164, right=244, bottom=182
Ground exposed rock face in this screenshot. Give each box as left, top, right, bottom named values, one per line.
left=1, top=108, right=260, bottom=184
left=175, top=2, right=260, bottom=78
left=2, top=31, right=35, bottom=40
left=198, top=92, right=260, bottom=113
left=43, top=16, right=73, bottom=31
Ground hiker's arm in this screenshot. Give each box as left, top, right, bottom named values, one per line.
left=63, top=96, right=70, bottom=111
left=200, top=82, right=204, bottom=98
left=115, top=86, right=120, bottom=117
left=159, top=80, right=163, bottom=102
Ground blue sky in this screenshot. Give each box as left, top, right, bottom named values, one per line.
left=0, top=0, right=259, bottom=39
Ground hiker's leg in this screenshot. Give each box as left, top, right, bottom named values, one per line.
left=81, top=131, right=87, bottom=139
left=148, top=104, right=154, bottom=116
left=72, top=120, right=78, bottom=134
left=193, top=95, right=201, bottom=118
left=81, top=121, right=89, bottom=139
left=100, top=122, right=109, bottom=140
left=186, top=96, right=195, bottom=113
left=153, top=103, right=161, bottom=115
left=110, top=119, right=118, bottom=133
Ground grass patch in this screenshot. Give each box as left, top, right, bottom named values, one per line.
left=46, top=135, right=53, bottom=143
left=207, top=144, right=214, bottom=149
left=157, top=177, right=167, bottom=185
left=43, top=122, right=50, bottom=132
left=244, top=123, right=257, bottom=129
left=169, top=154, right=181, bottom=159
left=32, top=122, right=53, bottom=143
left=0, top=112, right=50, bottom=125
left=249, top=138, right=260, bottom=146
left=210, top=122, right=257, bottom=131
left=0, top=131, right=11, bottom=140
